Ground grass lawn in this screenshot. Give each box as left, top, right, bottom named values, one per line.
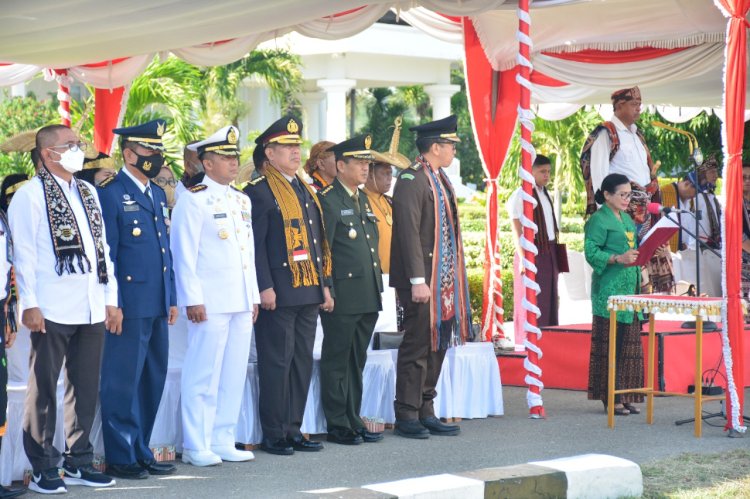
left=641, top=449, right=750, bottom=498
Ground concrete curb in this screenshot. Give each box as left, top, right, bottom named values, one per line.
left=304, top=453, right=642, bottom=498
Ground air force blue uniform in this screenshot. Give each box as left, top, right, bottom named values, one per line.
left=98, top=121, right=176, bottom=467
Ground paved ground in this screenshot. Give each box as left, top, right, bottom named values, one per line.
left=60, top=386, right=749, bottom=498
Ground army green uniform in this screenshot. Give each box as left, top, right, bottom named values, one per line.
left=318, top=178, right=383, bottom=433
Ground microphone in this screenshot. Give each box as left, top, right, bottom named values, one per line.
left=647, top=202, right=691, bottom=216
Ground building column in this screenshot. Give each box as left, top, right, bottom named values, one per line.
left=424, top=84, right=461, bottom=120
left=299, top=91, right=325, bottom=145
left=317, top=79, right=356, bottom=143
left=10, top=83, right=25, bottom=98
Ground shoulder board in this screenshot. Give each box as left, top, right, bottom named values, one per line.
left=400, top=173, right=415, bottom=181
left=188, top=184, right=207, bottom=193
left=249, top=175, right=266, bottom=186
left=409, top=162, right=422, bottom=171
left=231, top=184, right=246, bottom=194
left=319, top=185, right=334, bottom=196
left=98, top=175, right=115, bottom=188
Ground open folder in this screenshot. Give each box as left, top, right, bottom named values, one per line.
left=627, top=215, right=679, bottom=267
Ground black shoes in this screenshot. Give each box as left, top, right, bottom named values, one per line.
left=420, top=416, right=460, bottom=436
left=0, top=485, right=25, bottom=498
left=327, top=427, right=363, bottom=445
left=355, top=427, right=384, bottom=443
left=138, top=460, right=177, bottom=475
left=394, top=419, right=430, bottom=439
left=106, top=464, right=148, bottom=480
left=287, top=435, right=323, bottom=452
left=260, top=437, right=294, bottom=456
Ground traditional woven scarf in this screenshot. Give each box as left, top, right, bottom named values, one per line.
left=37, top=165, right=108, bottom=284
left=531, top=187, right=558, bottom=255
left=264, top=166, right=332, bottom=287
left=419, top=156, right=471, bottom=351
left=0, top=210, right=16, bottom=336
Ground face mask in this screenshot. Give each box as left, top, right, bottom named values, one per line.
left=131, top=152, right=165, bottom=179
left=163, top=185, right=176, bottom=208
left=51, top=148, right=85, bottom=173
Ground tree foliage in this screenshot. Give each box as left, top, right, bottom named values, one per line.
left=0, top=91, right=58, bottom=176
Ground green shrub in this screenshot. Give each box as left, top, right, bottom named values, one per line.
left=466, top=267, right=515, bottom=327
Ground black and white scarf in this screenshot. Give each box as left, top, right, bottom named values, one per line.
left=38, top=166, right=108, bottom=284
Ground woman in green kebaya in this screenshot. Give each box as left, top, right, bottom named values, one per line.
left=584, top=173, right=644, bottom=416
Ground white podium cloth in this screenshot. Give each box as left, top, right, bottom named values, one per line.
left=445, top=342, right=504, bottom=418
left=373, top=274, right=398, bottom=334
left=1, top=381, right=65, bottom=486
left=300, top=353, right=326, bottom=435
left=167, top=312, right=189, bottom=369
left=360, top=350, right=396, bottom=423
left=235, top=363, right=262, bottom=445
left=6, top=325, right=30, bottom=383
left=149, top=368, right=184, bottom=451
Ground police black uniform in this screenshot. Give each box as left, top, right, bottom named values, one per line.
left=318, top=136, right=383, bottom=445
left=98, top=120, right=177, bottom=478
left=244, top=116, right=327, bottom=455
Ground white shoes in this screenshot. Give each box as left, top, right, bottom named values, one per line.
left=182, top=449, right=222, bottom=467
left=211, top=446, right=255, bottom=462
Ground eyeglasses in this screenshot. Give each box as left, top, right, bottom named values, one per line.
left=49, top=142, right=87, bottom=152
left=438, top=142, right=457, bottom=151
left=153, top=178, right=177, bottom=188
left=615, top=191, right=633, bottom=200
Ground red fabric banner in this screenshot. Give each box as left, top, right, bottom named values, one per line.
left=716, top=0, right=749, bottom=431
left=463, top=18, right=520, bottom=341
left=542, top=46, right=688, bottom=64
left=94, top=86, right=126, bottom=156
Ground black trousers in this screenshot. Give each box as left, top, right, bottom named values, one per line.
left=394, top=289, right=447, bottom=421
left=320, top=311, right=378, bottom=431
left=23, top=320, right=104, bottom=471
left=255, top=304, right=318, bottom=440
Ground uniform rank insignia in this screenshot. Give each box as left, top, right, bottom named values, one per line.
left=231, top=184, right=245, bottom=194
left=409, top=163, right=422, bottom=171
left=400, top=173, right=415, bottom=181
left=99, top=176, right=115, bottom=187
left=189, top=184, right=208, bottom=193
left=319, top=185, right=334, bottom=196
left=249, top=176, right=266, bottom=186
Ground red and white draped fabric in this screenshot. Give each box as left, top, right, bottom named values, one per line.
left=714, top=0, right=748, bottom=434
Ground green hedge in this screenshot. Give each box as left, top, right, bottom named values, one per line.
left=467, top=267, right=515, bottom=324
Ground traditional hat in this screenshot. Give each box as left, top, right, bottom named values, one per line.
left=0, top=173, right=29, bottom=212
left=611, top=86, right=641, bottom=104
left=370, top=116, right=411, bottom=169
left=255, top=115, right=303, bottom=147
left=327, top=134, right=374, bottom=160
left=0, top=130, right=37, bottom=153
left=698, top=154, right=719, bottom=174
left=83, top=152, right=116, bottom=170
left=235, top=161, right=255, bottom=186
left=409, top=115, right=461, bottom=143
left=188, top=126, right=241, bottom=157
left=113, top=119, right=167, bottom=151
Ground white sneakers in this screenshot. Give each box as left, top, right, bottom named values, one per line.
left=211, top=446, right=255, bottom=462
left=182, top=447, right=255, bottom=466
left=181, top=449, right=222, bottom=467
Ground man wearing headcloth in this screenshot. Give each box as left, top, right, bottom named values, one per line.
left=390, top=115, right=472, bottom=439
left=97, top=120, right=178, bottom=479
left=10, top=125, right=119, bottom=493
left=244, top=116, right=332, bottom=456
left=580, top=86, right=674, bottom=293
left=171, top=126, right=259, bottom=466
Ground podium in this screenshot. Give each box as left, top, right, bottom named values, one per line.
left=606, top=295, right=726, bottom=437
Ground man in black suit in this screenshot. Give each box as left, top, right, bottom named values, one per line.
left=244, top=116, right=333, bottom=456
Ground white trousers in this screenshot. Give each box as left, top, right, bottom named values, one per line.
left=181, top=311, right=253, bottom=452
left=678, top=248, right=723, bottom=297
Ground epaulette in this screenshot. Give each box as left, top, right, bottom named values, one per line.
left=231, top=184, right=246, bottom=194
left=409, top=162, right=422, bottom=171
left=319, top=185, right=334, bottom=196
left=188, top=184, right=207, bottom=193
left=249, top=175, right=266, bottom=186
left=98, top=175, right=115, bottom=188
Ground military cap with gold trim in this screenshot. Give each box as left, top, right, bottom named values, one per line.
left=188, top=126, right=241, bottom=157
left=255, top=115, right=303, bottom=148
left=327, top=134, right=374, bottom=160
left=409, top=114, right=461, bottom=143
left=113, top=119, right=167, bottom=151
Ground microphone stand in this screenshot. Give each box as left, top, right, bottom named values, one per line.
left=664, top=210, right=719, bottom=331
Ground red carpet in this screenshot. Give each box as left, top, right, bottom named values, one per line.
left=498, top=321, right=750, bottom=393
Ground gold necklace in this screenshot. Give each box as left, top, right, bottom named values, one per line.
left=370, top=192, right=392, bottom=225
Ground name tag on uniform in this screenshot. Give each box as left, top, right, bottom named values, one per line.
left=366, top=212, right=378, bottom=221
left=124, top=204, right=139, bottom=212
left=340, top=209, right=354, bottom=216
left=241, top=211, right=251, bottom=222
left=214, top=213, right=228, bottom=219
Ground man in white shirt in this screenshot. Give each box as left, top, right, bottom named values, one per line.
left=506, top=155, right=561, bottom=349
left=171, top=126, right=259, bottom=466
left=9, top=124, right=121, bottom=494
